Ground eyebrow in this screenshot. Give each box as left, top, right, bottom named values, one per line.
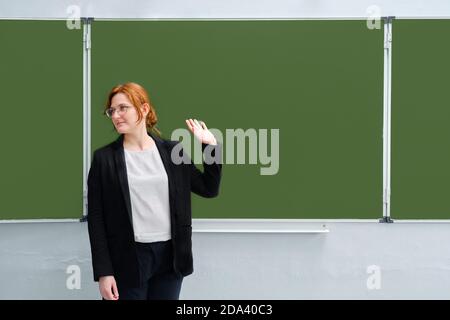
left=109, top=103, right=131, bottom=108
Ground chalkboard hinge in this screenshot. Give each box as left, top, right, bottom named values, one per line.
left=381, top=16, right=396, bottom=23
left=379, top=216, right=394, bottom=223
left=82, top=17, right=93, bottom=50
left=81, top=17, right=94, bottom=24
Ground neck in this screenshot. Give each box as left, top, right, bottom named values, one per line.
left=123, top=128, right=154, bottom=151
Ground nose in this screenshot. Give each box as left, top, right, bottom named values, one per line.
left=111, top=111, right=121, bottom=121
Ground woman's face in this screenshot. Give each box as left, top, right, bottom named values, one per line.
left=109, top=93, right=146, bottom=134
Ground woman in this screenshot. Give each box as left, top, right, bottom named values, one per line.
left=87, top=82, right=222, bottom=300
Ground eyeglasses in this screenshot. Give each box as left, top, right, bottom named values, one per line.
left=105, top=104, right=132, bottom=118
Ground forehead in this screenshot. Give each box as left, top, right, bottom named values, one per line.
left=110, top=92, right=132, bottom=107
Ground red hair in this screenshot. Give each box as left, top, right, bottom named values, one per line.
left=105, top=82, right=161, bottom=136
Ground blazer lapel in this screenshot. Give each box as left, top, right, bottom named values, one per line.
left=113, top=134, right=133, bottom=225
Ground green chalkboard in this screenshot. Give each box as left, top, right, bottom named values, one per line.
left=0, top=20, right=83, bottom=219
left=91, top=20, right=384, bottom=219
left=391, top=20, right=450, bottom=219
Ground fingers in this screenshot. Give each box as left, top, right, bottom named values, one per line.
left=186, top=118, right=207, bottom=131
left=100, top=277, right=119, bottom=300
left=194, top=119, right=208, bottom=130
left=100, top=286, right=114, bottom=300
left=185, top=119, right=195, bottom=132
left=191, top=119, right=201, bottom=130
left=185, top=119, right=192, bottom=131
left=112, top=280, right=119, bottom=300
left=184, top=118, right=216, bottom=144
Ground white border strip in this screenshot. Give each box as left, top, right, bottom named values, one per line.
left=2, top=218, right=450, bottom=225
left=193, top=219, right=330, bottom=233
left=192, top=219, right=450, bottom=232
left=194, top=229, right=329, bottom=233
left=82, top=18, right=92, bottom=219
left=0, top=219, right=81, bottom=224
left=2, top=17, right=450, bottom=21
left=382, top=17, right=393, bottom=221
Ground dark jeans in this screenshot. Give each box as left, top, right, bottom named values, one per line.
left=117, top=239, right=183, bottom=300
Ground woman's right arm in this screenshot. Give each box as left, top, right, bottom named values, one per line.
left=87, top=151, right=117, bottom=299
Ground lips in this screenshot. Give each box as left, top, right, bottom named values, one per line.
left=116, top=122, right=126, bottom=126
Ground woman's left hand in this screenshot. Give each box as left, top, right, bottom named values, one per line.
left=185, top=119, right=217, bottom=145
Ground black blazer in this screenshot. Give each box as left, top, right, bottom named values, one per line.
left=87, top=131, right=222, bottom=288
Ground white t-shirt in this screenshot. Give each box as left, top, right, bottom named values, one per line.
left=124, top=145, right=171, bottom=243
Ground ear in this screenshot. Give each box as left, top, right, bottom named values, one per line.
left=141, top=103, right=150, bottom=116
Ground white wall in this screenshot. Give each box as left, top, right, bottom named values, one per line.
left=1, top=0, right=450, bottom=19
left=1, top=220, right=450, bottom=299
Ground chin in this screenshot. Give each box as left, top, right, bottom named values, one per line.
left=116, top=127, right=128, bottom=134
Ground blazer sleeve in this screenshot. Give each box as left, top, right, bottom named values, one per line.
left=87, top=150, right=114, bottom=281
left=189, top=142, right=222, bottom=198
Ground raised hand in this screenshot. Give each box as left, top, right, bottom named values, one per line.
left=185, top=119, right=217, bottom=145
